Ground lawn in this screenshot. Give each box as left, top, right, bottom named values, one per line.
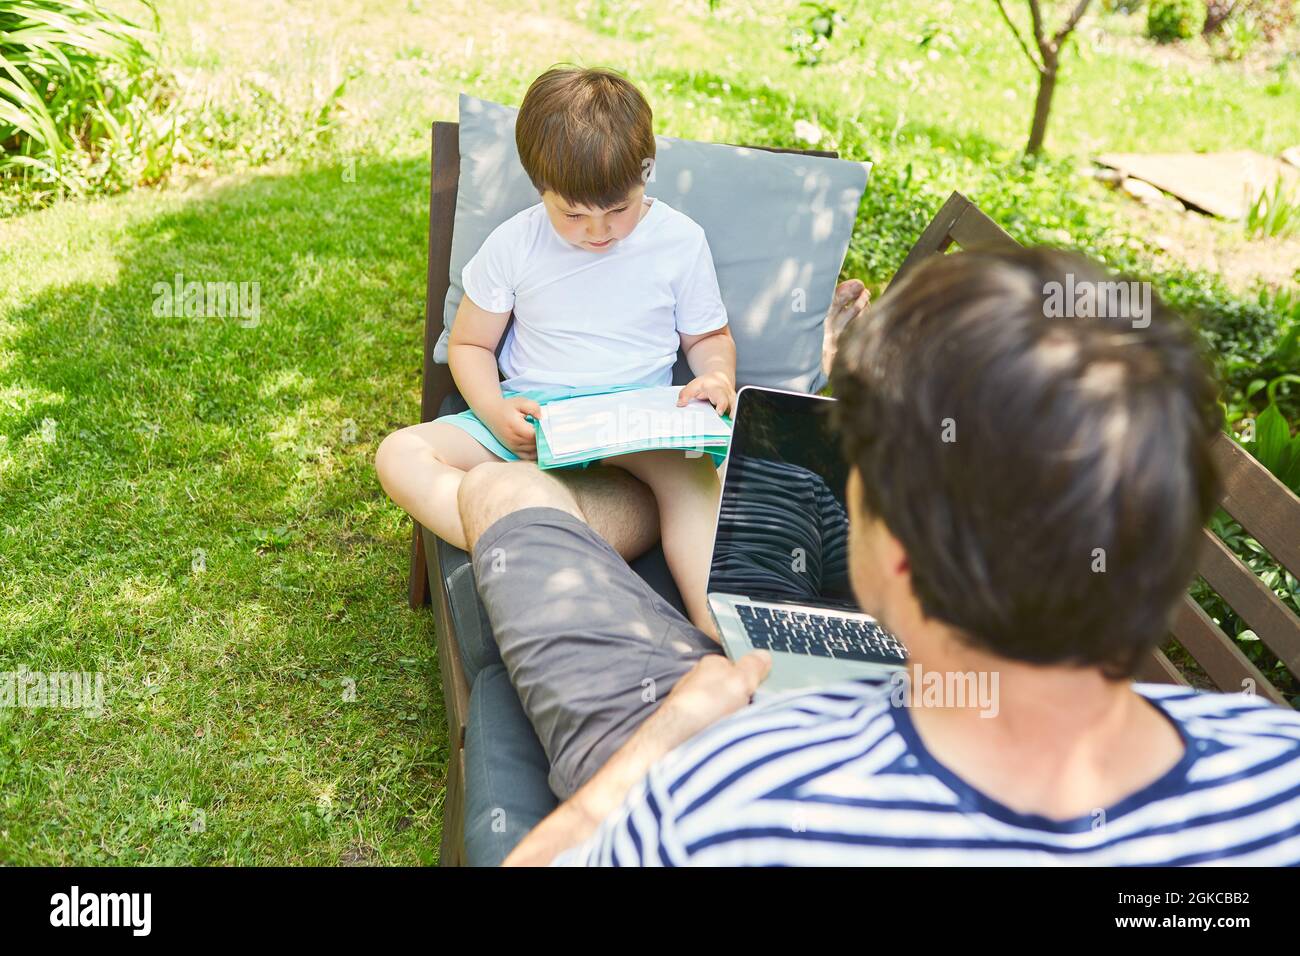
left=1, top=0, right=1297, bottom=864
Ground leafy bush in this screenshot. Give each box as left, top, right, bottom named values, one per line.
left=1193, top=512, right=1300, bottom=705
left=1244, top=174, right=1300, bottom=239
left=1214, top=0, right=1299, bottom=39
left=1238, top=401, right=1300, bottom=493
left=787, top=2, right=846, bottom=67
left=0, top=0, right=172, bottom=197
left=1147, top=0, right=1206, bottom=40
left=1212, top=9, right=1263, bottom=59
left=0, top=1, right=353, bottom=214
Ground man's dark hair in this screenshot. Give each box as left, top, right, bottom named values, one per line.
left=830, top=248, right=1222, bottom=679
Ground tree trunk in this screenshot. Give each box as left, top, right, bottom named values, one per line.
left=1026, top=56, right=1057, bottom=155
left=1203, top=0, right=1238, bottom=35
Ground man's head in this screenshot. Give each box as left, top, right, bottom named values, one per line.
left=516, top=65, right=656, bottom=253
left=831, top=248, right=1222, bottom=680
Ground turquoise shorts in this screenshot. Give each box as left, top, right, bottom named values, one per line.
left=436, top=383, right=726, bottom=469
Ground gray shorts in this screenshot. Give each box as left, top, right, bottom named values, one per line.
left=470, top=506, right=721, bottom=800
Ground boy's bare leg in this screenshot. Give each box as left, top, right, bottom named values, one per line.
left=377, top=422, right=660, bottom=560
left=375, top=421, right=501, bottom=551
left=602, top=449, right=721, bottom=642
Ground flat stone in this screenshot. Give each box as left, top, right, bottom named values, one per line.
left=1098, top=151, right=1300, bottom=219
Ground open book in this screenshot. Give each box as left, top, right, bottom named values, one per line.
left=533, top=385, right=732, bottom=470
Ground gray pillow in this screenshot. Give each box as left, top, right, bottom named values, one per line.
left=437, top=93, right=870, bottom=394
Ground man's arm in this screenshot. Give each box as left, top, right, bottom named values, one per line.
left=503, top=652, right=771, bottom=866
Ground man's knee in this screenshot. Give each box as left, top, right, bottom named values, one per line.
left=457, top=461, right=583, bottom=550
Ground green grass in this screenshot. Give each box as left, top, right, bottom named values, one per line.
left=0, top=160, right=447, bottom=864
left=2, top=0, right=1297, bottom=864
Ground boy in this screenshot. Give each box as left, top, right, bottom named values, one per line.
left=379, top=65, right=737, bottom=637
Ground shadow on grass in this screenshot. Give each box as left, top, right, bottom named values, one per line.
left=2, top=154, right=453, bottom=864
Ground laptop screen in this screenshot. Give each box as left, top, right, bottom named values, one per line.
left=708, top=387, right=858, bottom=610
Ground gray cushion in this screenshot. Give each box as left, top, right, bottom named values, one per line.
left=463, top=664, right=558, bottom=866
left=437, top=93, right=870, bottom=394
left=442, top=544, right=502, bottom=685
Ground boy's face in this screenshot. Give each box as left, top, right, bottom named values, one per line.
left=541, top=185, right=647, bottom=253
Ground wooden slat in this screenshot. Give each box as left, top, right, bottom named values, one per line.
left=1171, top=593, right=1288, bottom=704
left=407, top=522, right=429, bottom=609
left=426, top=531, right=472, bottom=748
left=723, top=143, right=839, bottom=159
left=1197, top=527, right=1300, bottom=678
left=1136, top=648, right=1190, bottom=686
left=439, top=722, right=467, bottom=866
left=948, top=201, right=1018, bottom=251
left=1210, top=432, right=1300, bottom=580
left=887, top=191, right=969, bottom=291
left=408, top=122, right=463, bottom=608
left=421, top=122, right=461, bottom=426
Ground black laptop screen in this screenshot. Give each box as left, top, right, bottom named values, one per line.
left=708, top=388, right=857, bottom=609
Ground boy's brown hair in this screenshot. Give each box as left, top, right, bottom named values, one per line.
left=515, top=65, right=656, bottom=210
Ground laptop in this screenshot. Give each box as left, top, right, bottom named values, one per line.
left=707, top=385, right=907, bottom=695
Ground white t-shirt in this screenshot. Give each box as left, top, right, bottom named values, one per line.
left=460, top=197, right=728, bottom=392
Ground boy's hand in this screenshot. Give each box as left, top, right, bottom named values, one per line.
left=677, top=371, right=736, bottom=416
left=484, top=396, right=542, bottom=460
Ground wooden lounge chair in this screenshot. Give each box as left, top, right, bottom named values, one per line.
left=405, top=121, right=1300, bottom=863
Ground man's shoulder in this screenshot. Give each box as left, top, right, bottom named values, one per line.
left=1137, top=683, right=1300, bottom=744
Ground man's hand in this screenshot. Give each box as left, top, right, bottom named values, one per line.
left=483, top=396, right=542, bottom=460
left=648, top=651, right=772, bottom=751
left=502, top=650, right=772, bottom=866
left=677, top=370, right=736, bottom=416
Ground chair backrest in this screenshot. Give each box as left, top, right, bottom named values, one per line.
left=1172, top=440, right=1300, bottom=703
left=878, top=191, right=1300, bottom=702
left=886, top=191, right=1016, bottom=291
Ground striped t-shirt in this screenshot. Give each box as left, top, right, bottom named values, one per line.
left=555, top=682, right=1300, bottom=866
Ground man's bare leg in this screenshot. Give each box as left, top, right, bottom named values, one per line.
left=459, top=461, right=583, bottom=551
left=456, top=460, right=660, bottom=561
left=377, top=422, right=660, bottom=560
left=553, top=464, right=660, bottom=563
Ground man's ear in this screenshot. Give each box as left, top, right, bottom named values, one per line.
left=881, top=525, right=911, bottom=581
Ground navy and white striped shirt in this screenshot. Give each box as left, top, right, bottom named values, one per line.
left=555, top=683, right=1300, bottom=865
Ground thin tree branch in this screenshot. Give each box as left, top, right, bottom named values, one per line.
left=993, top=0, right=1044, bottom=72
left=1027, top=0, right=1047, bottom=52
left=1052, top=0, right=1095, bottom=50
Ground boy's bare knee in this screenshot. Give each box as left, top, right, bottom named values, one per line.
left=374, top=426, right=417, bottom=491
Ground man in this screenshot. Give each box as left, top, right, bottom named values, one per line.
left=451, top=248, right=1300, bottom=865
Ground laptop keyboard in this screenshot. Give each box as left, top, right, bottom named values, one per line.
left=737, top=604, right=906, bottom=665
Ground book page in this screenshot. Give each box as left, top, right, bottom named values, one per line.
left=539, top=386, right=731, bottom=458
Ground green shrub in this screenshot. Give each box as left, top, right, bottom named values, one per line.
left=1147, top=0, right=1207, bottom=40
left=0, top=0, right=170, bottom=200
left=1245, top=174, right=1300, bottom=239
